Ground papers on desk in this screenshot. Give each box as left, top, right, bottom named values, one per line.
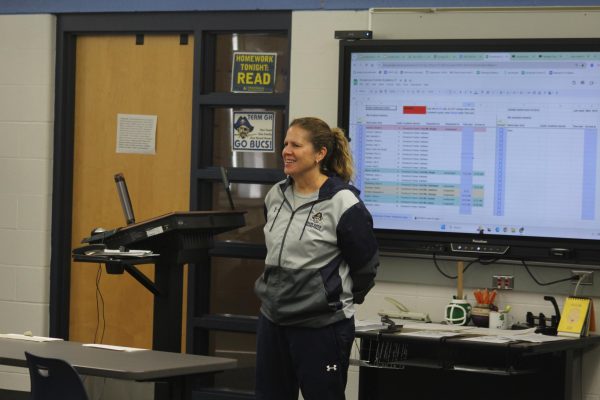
left=356, top=320, right=572, bottom=342
left=459, top=334, right=567, bottom=343
left=0, top=333, right=64, bottom=342
left=468, top=326, right=536, bottom=336
left=398, top=330, right=465, bottom=339
left=82, top=343, right=147, bottom=352
left=397, top=324, right=570, bottom=343
left=397, top=322, right=474, bottom=338
left=460, top=335, right=519, bottom=344
left=506, top=333, right=571, bottom=343
left=401, top=322, right=474, bottom=332
left=458, top=327, right=569, bottom=343
left=355, top=320, right=386, bottom=332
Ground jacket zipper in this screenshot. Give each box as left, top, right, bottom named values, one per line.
left=277, top=209, right=296, bottom=267
left=275, top=189, right=330, bottom=267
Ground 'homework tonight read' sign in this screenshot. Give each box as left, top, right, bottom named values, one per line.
left=231, top=52, right=277, bottom=93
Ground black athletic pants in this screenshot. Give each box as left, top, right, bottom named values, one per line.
left=255, top=313, right=355, bottom=400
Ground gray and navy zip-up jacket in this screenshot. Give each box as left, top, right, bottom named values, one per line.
left=255, top=175, right=379, bottom=328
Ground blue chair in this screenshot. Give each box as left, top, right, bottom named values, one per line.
left=24, top=351, right=89, bottom=400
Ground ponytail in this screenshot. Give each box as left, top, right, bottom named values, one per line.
left=326, top=128, right=353, bottom=182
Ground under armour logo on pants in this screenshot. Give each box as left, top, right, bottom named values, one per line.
left=326, top=364, right=337, bottom=372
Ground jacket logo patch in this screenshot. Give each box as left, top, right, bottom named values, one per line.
left=306, top=211, right=324, bottom=231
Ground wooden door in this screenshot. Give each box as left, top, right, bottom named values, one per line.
left=69, top=34, right=193, bottom=348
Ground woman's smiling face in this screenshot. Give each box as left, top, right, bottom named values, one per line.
left=282, top=125, right=324, bottom=179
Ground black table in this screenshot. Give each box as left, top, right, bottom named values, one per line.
left=0, top=337, right=236, bottom=400
left=355, top=328, right=600, bottom=400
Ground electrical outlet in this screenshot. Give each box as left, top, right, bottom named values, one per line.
left=571, top=270, right=594, bottom=285
left=492, top=275, right=514, bottom=290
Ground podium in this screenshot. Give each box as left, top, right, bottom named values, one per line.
left=79, top=211, right=245, bottom=353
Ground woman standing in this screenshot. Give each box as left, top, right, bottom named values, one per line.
left=255, top=117, right=379, bottom=400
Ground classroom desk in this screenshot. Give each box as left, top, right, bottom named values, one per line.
left=355, top=328, right=600, bottom=400
left=0, top=338, right=236, bottom=400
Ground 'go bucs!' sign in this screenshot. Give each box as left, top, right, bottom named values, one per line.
left=232, top=111, right=275, bottom=152
left=231, top=52, right=277, bottom=93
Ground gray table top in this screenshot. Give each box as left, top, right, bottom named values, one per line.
left=0, top=338, right=236, bottom=381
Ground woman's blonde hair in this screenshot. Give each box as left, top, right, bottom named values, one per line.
left=289, top=117, right=354, bottom=182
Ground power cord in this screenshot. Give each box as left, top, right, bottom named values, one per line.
left=433, top=256, right=582, bottom=289
left=573, top=274, right=586, bottom=297
left=432, top=254, right=492, bottom=279
left=521, top=260, right=577, bottom=286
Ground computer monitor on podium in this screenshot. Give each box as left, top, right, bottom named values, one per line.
left=114, top=173, right=135, bottom=225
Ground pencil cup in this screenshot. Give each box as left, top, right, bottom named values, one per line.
left=471, top=304, right=492, bottom=327
left=444, top=299, right=471, bottom=326
left=489, top=311, right=510, bottom=330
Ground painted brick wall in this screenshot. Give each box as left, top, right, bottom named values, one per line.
left=0, top=14, right=55, bottom=391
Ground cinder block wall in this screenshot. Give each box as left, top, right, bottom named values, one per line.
left=0, top=14, right=55, bottom=391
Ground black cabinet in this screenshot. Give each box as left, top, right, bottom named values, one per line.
left=355, top=329, right=600, bottom=400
